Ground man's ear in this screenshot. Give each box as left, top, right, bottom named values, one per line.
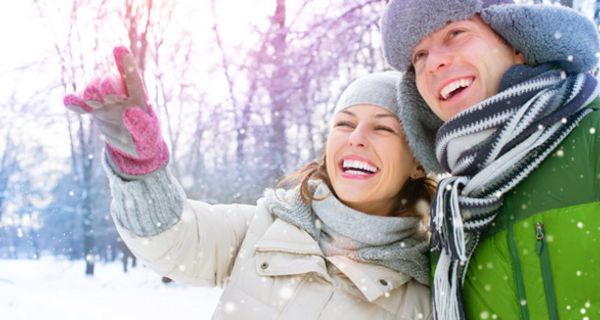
left=411, top=165, right=426, bottom=180
left=514, top=49, right=525, bottom=64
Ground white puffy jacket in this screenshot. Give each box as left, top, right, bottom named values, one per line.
left=109, top=168, right=432, bottom=320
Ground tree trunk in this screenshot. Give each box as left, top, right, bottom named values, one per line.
left=595, top=0, right=600, bottom=25
left=267, top=0, right=289, bottom=181
left=79, top=118, right=95, bottom=276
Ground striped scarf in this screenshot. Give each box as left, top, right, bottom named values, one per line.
left=430, top=64, right=600, bottom=320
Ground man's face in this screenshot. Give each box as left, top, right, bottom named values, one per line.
left=411, top=16, right=525, bottom=121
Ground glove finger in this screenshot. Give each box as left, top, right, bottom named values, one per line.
left=99, top=75, right=127, bottom=98
left=113, top=46, right=130, bottom=77
left=113, top=46, right=148, bottom=112
left=63, top=94, right=93, bottom=113
left=83, top=77, right=104, bottom=102
left=123, top=106, right=161, bottom=158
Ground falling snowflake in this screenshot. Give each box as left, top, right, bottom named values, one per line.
left=224, top=302, right=236, bottom=313
left=520, top=299, right=527, bottom=306
left=279, top=286, right=294, bottom=300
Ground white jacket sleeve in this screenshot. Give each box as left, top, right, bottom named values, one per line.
left=104, top=156, right=255, bottom=287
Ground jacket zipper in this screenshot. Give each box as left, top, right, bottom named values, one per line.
left=535, top=222, right=559, bottom=320
left=506, top=210, right=529, bottom=320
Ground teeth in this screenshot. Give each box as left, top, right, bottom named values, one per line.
left=345, top=170, right=367, bottom=175
left=440, top=78, right=473, bottom=100
left=342, top=159, right=377, bottom=173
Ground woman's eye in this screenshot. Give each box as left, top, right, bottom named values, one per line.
left=375, top=126, right=395, bottom=133
left=335, top=121, right=354, bottom=128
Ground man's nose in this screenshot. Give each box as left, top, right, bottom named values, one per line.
left=425, top=46, right=452, bottom=73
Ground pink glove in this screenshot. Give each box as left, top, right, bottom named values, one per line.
left=63, top=46, right=169, bottom=177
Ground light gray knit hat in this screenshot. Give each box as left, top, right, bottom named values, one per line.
left=380, top=0, right=600, bottom=174
left=334, top=71, right=404, bottom=115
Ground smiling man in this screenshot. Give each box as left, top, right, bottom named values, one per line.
left=381, top=0, right=600, bottom=319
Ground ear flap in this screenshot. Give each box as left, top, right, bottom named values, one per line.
left=397, top=70, right=446, bottom=175
left=482, top=4, right=600, bottom=73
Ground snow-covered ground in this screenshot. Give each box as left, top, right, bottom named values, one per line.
left=0, top=258, right=222, bottom=320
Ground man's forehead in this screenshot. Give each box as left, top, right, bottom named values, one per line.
left=412, top=15, right=495, bottom=51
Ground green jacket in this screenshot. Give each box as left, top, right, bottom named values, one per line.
left=462, top=99, right=600, bottom=319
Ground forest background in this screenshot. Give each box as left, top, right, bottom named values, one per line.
left=0, top=0, right=594, bottom=277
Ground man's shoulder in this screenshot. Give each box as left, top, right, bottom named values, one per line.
left=574, top=98, right=600, bottom=134
left=586, top=96, right=600, bottom=112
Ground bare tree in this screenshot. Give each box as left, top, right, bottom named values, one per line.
left=0, top=131, right=19, bottom=220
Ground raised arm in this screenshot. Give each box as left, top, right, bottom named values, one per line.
left=63, top=46, right=254, bottom=286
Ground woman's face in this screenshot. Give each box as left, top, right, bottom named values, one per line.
left=325, top=104, right=422, bottom=216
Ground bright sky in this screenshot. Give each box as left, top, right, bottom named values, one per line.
left=0, top=0, right=280, bottom=158
left=0, top=2, right=48, bottom=73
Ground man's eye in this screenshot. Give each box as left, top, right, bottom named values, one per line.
left=448, top=29, right=464, bottom=38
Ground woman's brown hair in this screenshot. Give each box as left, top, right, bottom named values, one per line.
left=278, top=154, right=437, bottom=219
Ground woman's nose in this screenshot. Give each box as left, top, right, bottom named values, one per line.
left=348, top=125, right=368, bottom=148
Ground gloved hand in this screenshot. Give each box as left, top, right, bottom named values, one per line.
left=63, top=46, right=169, bottom=177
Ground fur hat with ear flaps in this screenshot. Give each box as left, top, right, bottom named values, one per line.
left=381, top=0, right=600, bottom=174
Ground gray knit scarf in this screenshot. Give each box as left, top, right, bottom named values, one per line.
left=430, top=64, right=600, bottom=320
left=263, top=180, right=430, bottom=285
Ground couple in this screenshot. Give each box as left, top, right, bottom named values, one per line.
left=63, top=0, right=600, bottom=319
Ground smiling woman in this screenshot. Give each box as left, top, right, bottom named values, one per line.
left=0, top=1, right=428, bottom=319
left=62, top=55, right=436, bottom=318
left=326, top=105, right=422, bottom=216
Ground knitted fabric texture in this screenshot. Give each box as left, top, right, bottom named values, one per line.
left=103, top=153, right=185, bottom=237
left=63, top=46, right=170, bottom=178
left=263, top=180, right=430, bottom=285
left=429, top=64, right=599, bottom=320
left=105, top=105, right=170, bottom=178
left=334, top=71, right=403, bottom=116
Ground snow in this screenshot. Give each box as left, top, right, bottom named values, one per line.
left=0, top=258, right=222, bottom=320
